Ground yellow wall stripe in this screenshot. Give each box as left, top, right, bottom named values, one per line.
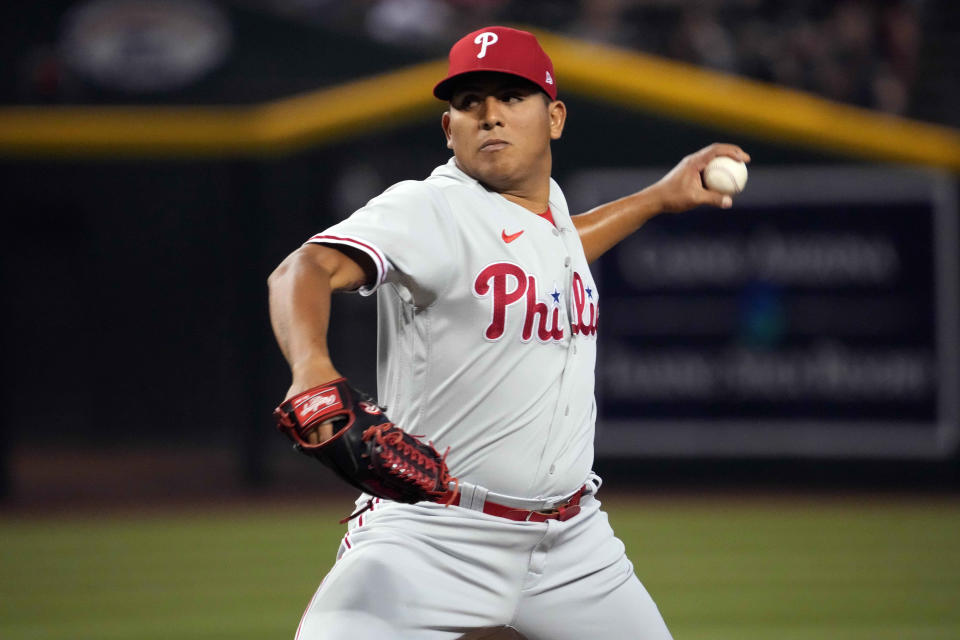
left=0, top=60, right=446, bottom=157
left=535, top=31, right=960, bottom=171
left=0, top=29, right=958, bottom=171
left=254, top=60, right=446, bottom=154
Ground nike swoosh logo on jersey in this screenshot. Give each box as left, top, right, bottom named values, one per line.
left=501, top=229, right=524, bottom=243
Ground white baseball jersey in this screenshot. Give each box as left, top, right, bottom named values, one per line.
left=297, top=158, right=672, bottom=640
left=309, top=157, right=600, bottom=499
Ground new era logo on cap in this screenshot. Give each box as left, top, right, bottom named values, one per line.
left=434, top=26, right=557, bottom=101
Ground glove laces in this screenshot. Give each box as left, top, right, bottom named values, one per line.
left=362, top=424, right=459, bottom=505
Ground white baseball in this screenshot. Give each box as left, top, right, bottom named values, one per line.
left=702, top=156, right=748, bottom=195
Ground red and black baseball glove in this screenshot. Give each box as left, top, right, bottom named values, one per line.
left=274, top=379, right=458, bottom=520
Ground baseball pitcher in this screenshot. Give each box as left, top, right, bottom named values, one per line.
left=269, top=26, right=749, bottom=640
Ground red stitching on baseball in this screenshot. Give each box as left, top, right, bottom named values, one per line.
left=713, top=166, right=741, bottom=194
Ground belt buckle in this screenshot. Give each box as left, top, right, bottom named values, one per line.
left=519, top=486, right=586, bottom=522
left=528, top=501, right=576, bottom=522
left=530, top=507, right=559, bottom=521
left=542, top=488, right=584, bottom=522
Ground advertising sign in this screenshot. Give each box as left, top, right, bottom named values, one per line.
left=567, top=167, right=959, bottom=458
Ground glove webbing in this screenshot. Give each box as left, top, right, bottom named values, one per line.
left=338, top=426, right=460, bottom=524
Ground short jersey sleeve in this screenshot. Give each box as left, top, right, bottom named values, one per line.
left=307, top=180, right=457, bottom=305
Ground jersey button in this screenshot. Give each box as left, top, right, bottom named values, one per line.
left=564, top=405, right=570, bottom=416
left=564, top=257, right=571, bottom=267
left=549, top=464, right=556, bottom=474
left=552, top=228, right=560, bottom=237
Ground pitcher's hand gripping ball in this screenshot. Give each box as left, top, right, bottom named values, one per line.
left=274, top=379, right=458, bottom=518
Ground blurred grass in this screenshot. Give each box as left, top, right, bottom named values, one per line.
left=1, top=495, right=958, bottom=640
left=605, top=496, right=960, bottom=640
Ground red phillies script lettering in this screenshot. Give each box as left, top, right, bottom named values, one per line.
left=523, top=275, right=564, bottom=342
left=474, top=263, right=565, bottom=342
left=474, top=263, right=527, bottom=340
left=571, top=272, right=598, bottom=336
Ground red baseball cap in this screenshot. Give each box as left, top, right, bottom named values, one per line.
left=433, top=26, right=557, bottom=101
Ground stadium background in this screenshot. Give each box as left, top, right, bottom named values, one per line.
left=1, top=1, right=959, bottom=638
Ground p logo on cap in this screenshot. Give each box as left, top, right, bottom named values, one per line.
left=474, top=32, right=498, bottom=58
